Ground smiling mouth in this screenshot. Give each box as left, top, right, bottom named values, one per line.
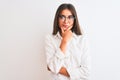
left=62, top=25, right=69, bottom=30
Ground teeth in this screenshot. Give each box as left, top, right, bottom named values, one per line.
left=63, top=27, right=68, bottom=31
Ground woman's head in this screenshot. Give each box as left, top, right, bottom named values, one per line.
left=53, top=3, right=82, bottom=35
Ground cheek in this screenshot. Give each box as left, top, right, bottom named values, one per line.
left=58, top=21, right=62, bottom=28
left=70, top=22, right=74, bottom=26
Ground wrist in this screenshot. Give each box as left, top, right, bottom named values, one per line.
left=60, top=40, right=67, bottom=53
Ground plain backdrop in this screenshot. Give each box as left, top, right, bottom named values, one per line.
left=0, top=0, right=120, bottom=80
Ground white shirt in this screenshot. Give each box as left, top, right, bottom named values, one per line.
left=45, top=32, right=91, bottom=80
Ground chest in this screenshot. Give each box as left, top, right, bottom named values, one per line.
left=54, top=38, right=83, bottom=57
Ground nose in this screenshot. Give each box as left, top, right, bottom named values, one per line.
left=64, top=18, right=69, bottom=23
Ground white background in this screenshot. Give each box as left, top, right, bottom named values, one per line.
left=0, top=0, right=120, bottom=80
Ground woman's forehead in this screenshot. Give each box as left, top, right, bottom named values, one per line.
left=60, top=9, right=72, bottom=15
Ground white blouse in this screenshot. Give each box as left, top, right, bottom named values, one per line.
left=45, top=32, right=91, bottom=80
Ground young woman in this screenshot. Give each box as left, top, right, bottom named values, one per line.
left=45, top=3, right=91, bottom=80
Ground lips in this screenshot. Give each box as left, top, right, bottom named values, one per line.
left=62, top=25, right=69, bottom=30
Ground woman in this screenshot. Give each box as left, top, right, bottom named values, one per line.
left=45, top=3, right=91, bottom=80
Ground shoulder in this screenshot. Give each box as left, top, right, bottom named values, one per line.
left=45, top=33, right=59, bottom=42
left=44, top=34, right=54, bottom=45
left=74, top=33, right=87, bottom=40
left=75, top=34, right=89, bottom=45
left=79, top=34, right=88, bottom=41
left=45, top=34, right=54, bottom=41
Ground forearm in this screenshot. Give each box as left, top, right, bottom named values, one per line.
left=59, top=39, right=70, bottom=77
left=60, top=40, right=67, bottom=53
left=47, top=66, right=70, bottom=77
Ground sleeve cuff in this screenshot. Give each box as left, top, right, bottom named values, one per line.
left=67, top=67, right=81, bottom=80
left=55, top=48, right=70, bottom=59
left=55, top=48, right=66, bottom=59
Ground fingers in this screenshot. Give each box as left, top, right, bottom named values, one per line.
left=66, top=26, right=72, bottom=31
left=61, top=26, right=73, bottom=34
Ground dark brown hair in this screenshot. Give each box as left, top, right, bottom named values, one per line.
left=52, top=3, right=82, bottom=35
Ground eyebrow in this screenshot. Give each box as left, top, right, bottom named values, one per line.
left=59, top=15, right=73, bottom=17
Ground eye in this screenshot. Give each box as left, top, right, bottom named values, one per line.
left=59, top=15, right=65, bottom=19
left=68, top=15, right=75, bottom=20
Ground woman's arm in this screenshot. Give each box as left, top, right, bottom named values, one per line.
left=45, top=29, right=72, bottom=76
left=45, top=35, right=66, bottom=74
left=58, top=29, right=72, bottom=77
left=47, top=39, right=70, bottom=77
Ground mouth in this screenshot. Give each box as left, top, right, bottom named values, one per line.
left=62, top=25, right=69, bottom=30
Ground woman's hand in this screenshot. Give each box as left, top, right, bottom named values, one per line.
left=60, top=27, right=73, bottom=53
left=47, top=66, right=70, bottom=77
left=61, top=27, right=73, bottom=43
left=59, top=67, right=70, bottom=77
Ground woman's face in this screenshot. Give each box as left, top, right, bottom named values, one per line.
left=58, top=9, right=75, bottom=31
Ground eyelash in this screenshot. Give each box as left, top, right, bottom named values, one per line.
left=59, top=15, right=75, bottom=20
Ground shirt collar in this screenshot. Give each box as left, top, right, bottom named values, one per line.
left=55, top=32, right=62, bottom=39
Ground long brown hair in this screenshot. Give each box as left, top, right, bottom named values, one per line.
left=52, top=3, right=82, bottom=35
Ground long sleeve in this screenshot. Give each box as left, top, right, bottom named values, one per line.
left=45, top=35, right=67, bottom=74
left=67, top=35, right=91, bottom=80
